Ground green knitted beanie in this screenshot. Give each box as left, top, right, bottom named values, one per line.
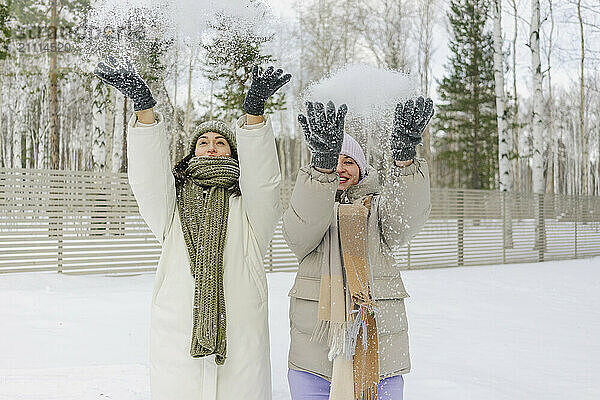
left=189, top=120, right=238, bottom=159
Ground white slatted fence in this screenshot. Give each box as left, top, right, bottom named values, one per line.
left=1, top=168, right=599, bottom=274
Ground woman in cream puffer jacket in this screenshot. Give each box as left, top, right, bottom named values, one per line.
left=95, top=57, right=290, bottom=400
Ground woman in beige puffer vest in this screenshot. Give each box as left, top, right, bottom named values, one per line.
left=283, top=98, right=433, bottom=400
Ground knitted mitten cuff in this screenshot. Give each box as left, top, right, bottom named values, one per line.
left=242, top=91, right=265, bottom=116
left=392, top=146, right=417, bottom=162
left=311, top=152, right=339, bottom=170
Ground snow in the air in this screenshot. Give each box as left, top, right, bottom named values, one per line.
left=85, top=0, right=273, bottom=48
left=302, top=64, right=417, bottom=119
left=1, top=257, right=599, bottom=400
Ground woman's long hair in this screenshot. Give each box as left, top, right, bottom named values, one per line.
left=172, top=153, right=194, bottom=186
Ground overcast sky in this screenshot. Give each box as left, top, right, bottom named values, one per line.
left=264, top=0, right=598, bottom=100
left=161, top=0, right=597, bottom=110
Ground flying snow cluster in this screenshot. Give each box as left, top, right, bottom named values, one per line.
left=302, top=65, right=418, bottom=119
left=302, top=64, right=420, bottom=160
left=82, top=0, right=273, bottom=59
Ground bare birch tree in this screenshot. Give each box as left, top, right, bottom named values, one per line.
left=49, top=0, right=59, bottom=169
left=104, top=87, right=115, bottom=171
left=416, top=0, right=437, bottom=164
left=91, top=80, right=107, bottom=171
left=577, top=0, right=587, bottom=194
left=183, top=47, right=196, bottom=138
left=12, top=96, right=22, bottom=167
left=0, top=59, right=4, bottom=168
left=120, top=97, right=128, bottom=173
left=530, top=0, right=547, bottom=257
left=530, top=0, right=545, bottom=194
left=492, top=0, right=511, bottom=191
left=111, top=91, right=125, bottom=173
left=508, top=0, right=520, bottom=191
left=359, top=0, right=414, bottom=71
left=546, top=0, right=556, bottom=194
left=297, top=0, right=361, bottom=81
left=491, top=0, right=514, bottom=248
left=11, top=54, right=24, bottom=168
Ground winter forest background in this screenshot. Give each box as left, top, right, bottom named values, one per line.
left=0, top=0, right=599, bottom=196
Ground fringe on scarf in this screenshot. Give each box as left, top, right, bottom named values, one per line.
left=356, top=385, right=378, bottom=400
left=327, top=322, right=348, bottom=361
left=312, top=303, right=381, bottom=364
left=346, top=307, right=363, bottom=360
left=311, top=320, right=349, bottom=362
left=346, top=304, right=379, bottom=360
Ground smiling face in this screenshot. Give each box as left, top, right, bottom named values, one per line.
left=194, top=132, right=232, bottom=157
left=336, top=154, right=361, bottom=191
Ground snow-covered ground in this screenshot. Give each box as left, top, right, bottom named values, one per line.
left=1, top=257, right=599, bottom=400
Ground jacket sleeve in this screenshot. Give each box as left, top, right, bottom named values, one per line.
left=282, top=165, right=338, bottom=262
left=234, top=115, right=283, bottom=254
left=126, top=112, right=176, bottom=245
left=378, top=157, right=431, bottom=250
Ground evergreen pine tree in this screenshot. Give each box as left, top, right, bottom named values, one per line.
left=434, top=0, right=498, bottom=190
left=202, top=15, right=286, bottom=122
left=0, top=1, right=10, bottom=61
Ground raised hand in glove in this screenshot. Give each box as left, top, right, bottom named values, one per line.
left=243, top=65, right=292, bottom=116
left=298, top=101, right=348, bottom=170
left=94, top=55, right=156, bottom=112
left=391, top=96, right=434, bottom=162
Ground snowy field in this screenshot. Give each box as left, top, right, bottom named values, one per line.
left=1, top=257, right=599, bottom=400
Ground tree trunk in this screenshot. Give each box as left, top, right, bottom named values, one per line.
left=577, top=0, right=586, bottom=195
left=418, top=0, right=434, bottom=165
left=492, top=0, right=511, bottom=192
left=26, top=119, right=34, bottom=168
left=104, top=87, right=116, bottom=171
left=184, top=49, right=194, bottom=138
left=0, top=59, right=4, bottom=168
left=111, top=91, right=123, bottom=172
left=530, top=0, right=544, bottom=194
left=92, top=80, right=107, bottom=171
left=120, top=97, right=128, bottom=173
left=530, top=0, right=546, bottom=255
left=547, top=0, right=555, bottom=194
left=49, top=0, right=60, bottom=169
left=13, top=95, right=22, bottom=168
left=472, top=48, right=481, bottom=190
left=208, top=79, right=214, bottom=119
left=510, top=0, right=519, bottom=192
left=60, top=120, right=67, bottom=170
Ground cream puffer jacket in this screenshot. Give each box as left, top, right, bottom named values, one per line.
left=127, top=113, right=281, bottom=400
left=282, top=159, right=431, bottom=380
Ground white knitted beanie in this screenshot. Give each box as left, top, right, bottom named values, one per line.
left=340, top=134, right=367, bottom=179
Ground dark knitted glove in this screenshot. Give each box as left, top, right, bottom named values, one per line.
left=391, top=96, right=434, bottom=161
left=94, top=55, right=156, bottom=112
left=298, top=101, right=348, bottom=170
left=242, top=65, right=292, bottom=115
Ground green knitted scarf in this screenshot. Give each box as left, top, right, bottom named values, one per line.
left=175, top=156, right=240, bottom=365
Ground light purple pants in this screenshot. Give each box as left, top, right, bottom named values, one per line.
left=288, top=369, right=404, bottom=400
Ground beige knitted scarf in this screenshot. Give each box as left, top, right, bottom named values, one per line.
left=175, top=156, right=240, bottom=365
left=313, top=196, right=379, bottom=400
